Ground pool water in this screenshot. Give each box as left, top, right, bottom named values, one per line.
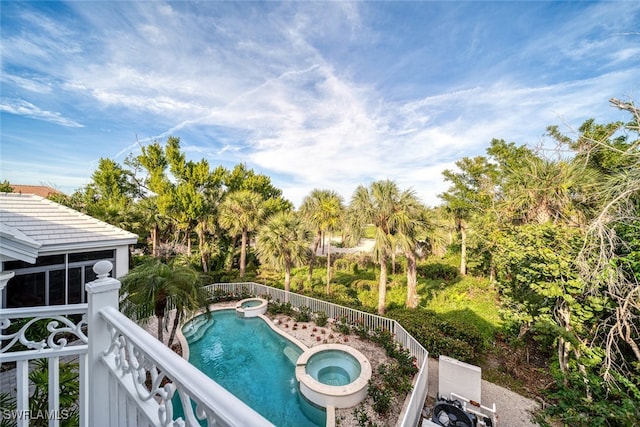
left=178, top=309, right=326, bottom=427
left=306, top=350, right=361, bottom=386
left=317, top=366, right=351, bottom=386
left=241, top=299, right=262, bottom=308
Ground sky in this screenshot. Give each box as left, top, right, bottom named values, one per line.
left=1, top=1, right=639, bottom=208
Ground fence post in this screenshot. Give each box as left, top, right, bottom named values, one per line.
left=85, top=260, right=121, bottom=425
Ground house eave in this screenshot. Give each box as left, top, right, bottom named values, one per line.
left=0, top=223, right=41, bottom=264
left=37, top=237, right=139, bottom=255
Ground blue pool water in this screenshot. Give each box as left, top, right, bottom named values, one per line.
left=307, top=350, right=361, bottom=386
left=241, top=299, right=262, bottom=308
left=179, top=309, right=326, bottom=427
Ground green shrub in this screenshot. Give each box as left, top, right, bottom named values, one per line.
left=353, top=404, right=378, bottom=427
left=334, top=258, right=351, bottom=271
left=352, top=321, right=370, bottom=340
left=378, top=363, right=413, bottom=395
left=388, top=308, right=484, bottom=363
left=352, top=279, right=377, bottom=291
left=209, top=288, right=236, bottom=303
left=268, top=300, right=294, bottom=316
left=314, top=311, right=328, bottom=327
left=335, top=316, right=352, bottom=335
left=368, top=382, right=393, bottom=415
left=541, top=363, right=640, bottom=426
left=293, top=305, right=312, bottom=322
left=369, top=328, right=418, bottom=375
left=416, top=262, right=459, bottom=280
left=350, top=262, right=360, bottom=274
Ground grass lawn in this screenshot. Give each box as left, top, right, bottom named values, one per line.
left=257, top=254, right=503, bottom=348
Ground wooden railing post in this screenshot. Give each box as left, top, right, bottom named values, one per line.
left=85, top=260, right=121, bottom=426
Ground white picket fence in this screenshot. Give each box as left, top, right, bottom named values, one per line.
left=204, top=282, right=430, bottom=427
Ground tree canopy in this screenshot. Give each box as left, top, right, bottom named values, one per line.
left=65, top=98, right=640, bottom=425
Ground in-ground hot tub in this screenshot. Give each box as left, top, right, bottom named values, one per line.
left=295, top=344, right=372, bottom=408
left=235, top=297, right=268, bottom=318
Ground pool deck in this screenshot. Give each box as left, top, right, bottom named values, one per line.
left=143, top=303, right=540, bottom=427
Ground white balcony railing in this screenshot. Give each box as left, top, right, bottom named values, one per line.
left=0, top=304, right=89, bottom=427
left=1, top=262, right=271, bottom=427
left=1, top=266, right=429, bottom=427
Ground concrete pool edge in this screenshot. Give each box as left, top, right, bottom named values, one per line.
left=180, top=304, right=311, bottom=358
left=181, top=305, right=337, bottom=426
left=258, top=313, right=310, bottom=352
left=235, top=297, right=269, bottom=317
left=295, top=344, right=372, bottom=409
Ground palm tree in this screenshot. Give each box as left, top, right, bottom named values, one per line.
left=395, top=207, right=434, bottom=308
left=137, top=196, right=170, bottom=258
left=500, top=157, right=592, bottom=227
left=194, top=188, right=224, bottom=272
left=218, top=190, right=265, bottom=277
left=255, top=211, right=312, bottom=293
left=165, top=264, right=210, bottom=347
left=299, top=189, right=345, bottom=292
left=300, top=190, right=325, bottom=282
left=120, top=259, right=207, bottom=344
left=347, top=180, right=423, bottom=315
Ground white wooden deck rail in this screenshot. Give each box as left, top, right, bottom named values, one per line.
left=204, top=282, right=430, bottom=427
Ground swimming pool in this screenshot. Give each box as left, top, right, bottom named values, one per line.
left=180, top=309, right=326, bottom=427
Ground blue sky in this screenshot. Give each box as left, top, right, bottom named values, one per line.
left=1, top=1, right=638, bottom=207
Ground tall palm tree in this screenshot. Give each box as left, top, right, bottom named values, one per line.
left=300, top=190, right=325, bottom=281
left=194, top=188, right=224, bottom=272
left=137, top=196, right=171, bottom=258
left=299, top=189, right=345, bottom=292
left=218, top=190, right=265, bottom=277
left=347, top=180, right=423, bottom=315
left=255, top=211, right=312, bottom=293
left=120, top=259, right=207, bottom=344
left=395, top=207, right=433, bottom=308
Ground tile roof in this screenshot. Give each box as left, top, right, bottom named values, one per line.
left=10, top=185, right=63, bottom=198
left=0, top=193, right=138, bottom=252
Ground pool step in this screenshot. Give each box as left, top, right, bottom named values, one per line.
left=183, top=317, right=214, bottom=343
left=283, top=346, right=301, bottom=365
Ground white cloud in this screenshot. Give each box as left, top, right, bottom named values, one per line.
left=0, top=99, right=83, bottom=128
left=1, top=1, right=638, bottom=206
left=1, top=73, right=53, bottom=94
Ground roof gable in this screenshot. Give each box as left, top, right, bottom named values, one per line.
left=0, top=223, right=41, bottom=263
left=0, top=193, right=138, bottom=253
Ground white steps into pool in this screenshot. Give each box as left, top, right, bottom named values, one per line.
left=284, top=346, right=300, bottom=365
left=183, top=316, right=214, bottom=343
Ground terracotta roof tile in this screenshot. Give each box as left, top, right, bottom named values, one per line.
left=10, top=185, right=63, bottom=198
